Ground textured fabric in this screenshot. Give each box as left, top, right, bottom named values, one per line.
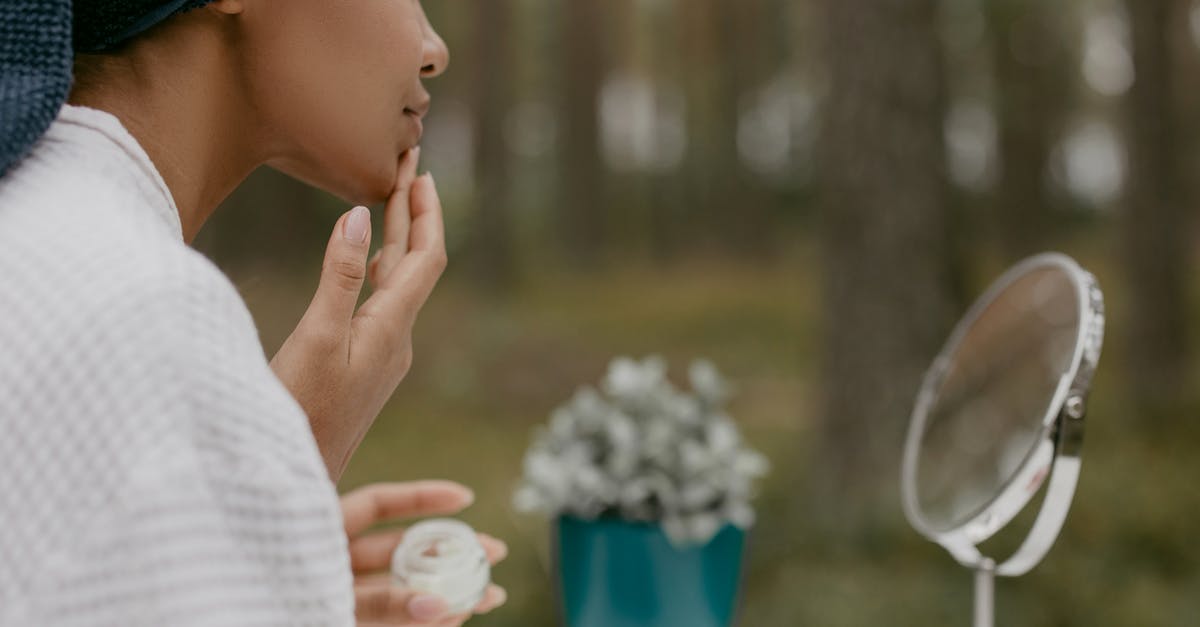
left=73, top=0, right=215, bottom=52
left=0, top=0, right=73, bottom=178
left=0, top=104, right=356, bottom=626
left=0, top=0, right=215, bottom=177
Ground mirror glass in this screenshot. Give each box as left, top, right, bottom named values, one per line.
left=913, top=265, right=1080, bottom=532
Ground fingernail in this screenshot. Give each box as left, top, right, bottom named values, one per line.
left=481, top=535, right=508, bottom=560
left=482, top=586, right=507, bottom=612
left=343, top=206, right=370, bottom=243
left=409, top=594, right=447, bottom=621
left=464, top=487, right=476, bottom=505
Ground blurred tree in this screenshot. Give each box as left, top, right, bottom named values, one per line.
left=985, top=0, right=1073, bottom=260
left=602, top=0, right=657, bottom=262
left=470, top=0, right=517, bottom=290
left=716, top=0, right=777, bottom=258
left=816, top=0, right=958, bottom=526
left=680, top=0, right=776, bottom=258
left=560, top=0, right=608, bottom=269
left=642, top=1, right=687, bottom=264
left=678, top=1, right=722, bottom=253
left=1121, top=0, right=1194, bottom=415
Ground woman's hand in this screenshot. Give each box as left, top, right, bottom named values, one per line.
left=341, top=481, right=508, bottom=626
left=270, top=148, right=446, bottom=481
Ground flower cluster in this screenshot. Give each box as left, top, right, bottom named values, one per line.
left=513, top=356, right=769, bottom=546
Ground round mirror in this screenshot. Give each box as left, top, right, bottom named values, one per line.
left=901, top=253, right=1104, bottom=627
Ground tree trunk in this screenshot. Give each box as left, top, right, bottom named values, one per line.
left=560, top=0, right=607, bottom=269
left=1121, top=0, right=1193, bottom=416
left=679, top=0, right=775, bottom=259
left=718, top=0, right=777, bottom=259
left=816, top=0, right=958, bottom=527
left=470, top=0, right=517, bottom=290
left=985, top=0, right=1072, bottom=260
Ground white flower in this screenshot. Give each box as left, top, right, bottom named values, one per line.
left=734, top=450, right=770, bottom=477
left=684, top=512, right=723, bottom=545
left=513, top=356, right=769, bottom=547
left=603, top=356, right=665, bottom=401
left=724, top=501, right=757, bottom=529
left=662, top=515, right=689, bottom=545
left=679, top=483, right=718, bottom=510
left=689, top=359, right=732, bottom=405
left=548, top=408, right=577, bottom=439
left=679, top=440, right=711, bottom=476
left=706, top=417, right=740, bottom=454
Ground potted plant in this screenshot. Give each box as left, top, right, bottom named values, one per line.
left=514, top=356, right=769, bottom=627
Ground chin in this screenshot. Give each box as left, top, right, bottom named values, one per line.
left=356, top=171, right=398, bottom=205
left=340, top=181, right=390, bottom=207
left=351, top=153, right=405, bottom=205
left=302, top=162, right=396, bottom=207
left=269, top=146, right=400, bottom=206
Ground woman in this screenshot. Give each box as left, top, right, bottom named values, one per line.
left=0, top=1, right=506, bottom=625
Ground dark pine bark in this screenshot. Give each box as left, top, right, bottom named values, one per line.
left=560, top=0, right=608, bottom=269
left=816, top=0, right=958, bottom=526
left=985, top=0, right=1073, bottom=260
left=470, top=0, right=518, bottom=290
left=1121, top=0, right=1193, bottom=416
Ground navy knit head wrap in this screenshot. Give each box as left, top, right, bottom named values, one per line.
left=1, top=0, right=214, bottom=176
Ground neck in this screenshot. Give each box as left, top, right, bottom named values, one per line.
left=68, top=16, right=265, bottom=244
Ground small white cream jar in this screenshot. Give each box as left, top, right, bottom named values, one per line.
left=391, top=518, right=491, bottom=614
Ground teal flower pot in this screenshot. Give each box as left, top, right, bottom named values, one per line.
left=554, top=515, right=746, bottom=627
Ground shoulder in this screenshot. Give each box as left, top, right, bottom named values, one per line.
left=0, top=209, right=320, bottom=471
left=38, top=231, right=261, bottom=364
left=87, top=244, right=325, bottom=475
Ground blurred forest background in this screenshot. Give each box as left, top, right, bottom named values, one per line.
left=195, top=0, right=1200, bottom=624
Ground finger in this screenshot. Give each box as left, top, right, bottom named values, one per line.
left=371, top=148, right=420, bottom=287
left=383, top=147, right=420, bottom=251
left=349, top=527, right=407, bottom=575
left=476, top=533, right=508, bottom=565
left=407, top=173, right=445, bottom=257
left=473, top=585, right=507, bottom=614
left=407, top=594, right=451, bottom=623
left=302, top=206, right=372, bottom=328
left=368, top=249, right=383, bottom=287
left=358, top=174, right=446, bottom=323
left=375, top=169, right=444, bottom=286
left=430, top=585, right=506, bottom=627
left=341, top=481, right=474, bottom=537
left=355, top=579, right=450, bottom=625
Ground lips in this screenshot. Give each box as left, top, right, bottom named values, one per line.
left=406, top=97, right=431, bottom=119
left=404, top=110, right=424, bottom=144
left=403, top=97, right=430, bottom=145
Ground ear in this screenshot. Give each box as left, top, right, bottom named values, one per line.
left=208, top=0, right=245, bottom=15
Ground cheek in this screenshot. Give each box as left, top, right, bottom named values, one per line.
left=244, top=1, right=425, bottom=200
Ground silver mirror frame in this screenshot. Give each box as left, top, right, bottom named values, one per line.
left=901, top=252, right=1105, bottom=579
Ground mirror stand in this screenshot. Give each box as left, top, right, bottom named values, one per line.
left=973, top=558, right=995, bottom=627
left=901, top=253, right=1105, bottom=627
left=948, top=404, right=1086, bottom=627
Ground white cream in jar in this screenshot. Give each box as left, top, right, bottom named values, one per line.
left=391, top=518, right=491, bottom=614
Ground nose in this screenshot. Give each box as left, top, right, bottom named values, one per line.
left=419, top=16, right=450, bottom=79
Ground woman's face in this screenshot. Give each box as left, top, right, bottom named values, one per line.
left=236, top=0, right=448, bottom=205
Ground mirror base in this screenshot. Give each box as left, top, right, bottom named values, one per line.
left=974, top=558, right=995, bottom=627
